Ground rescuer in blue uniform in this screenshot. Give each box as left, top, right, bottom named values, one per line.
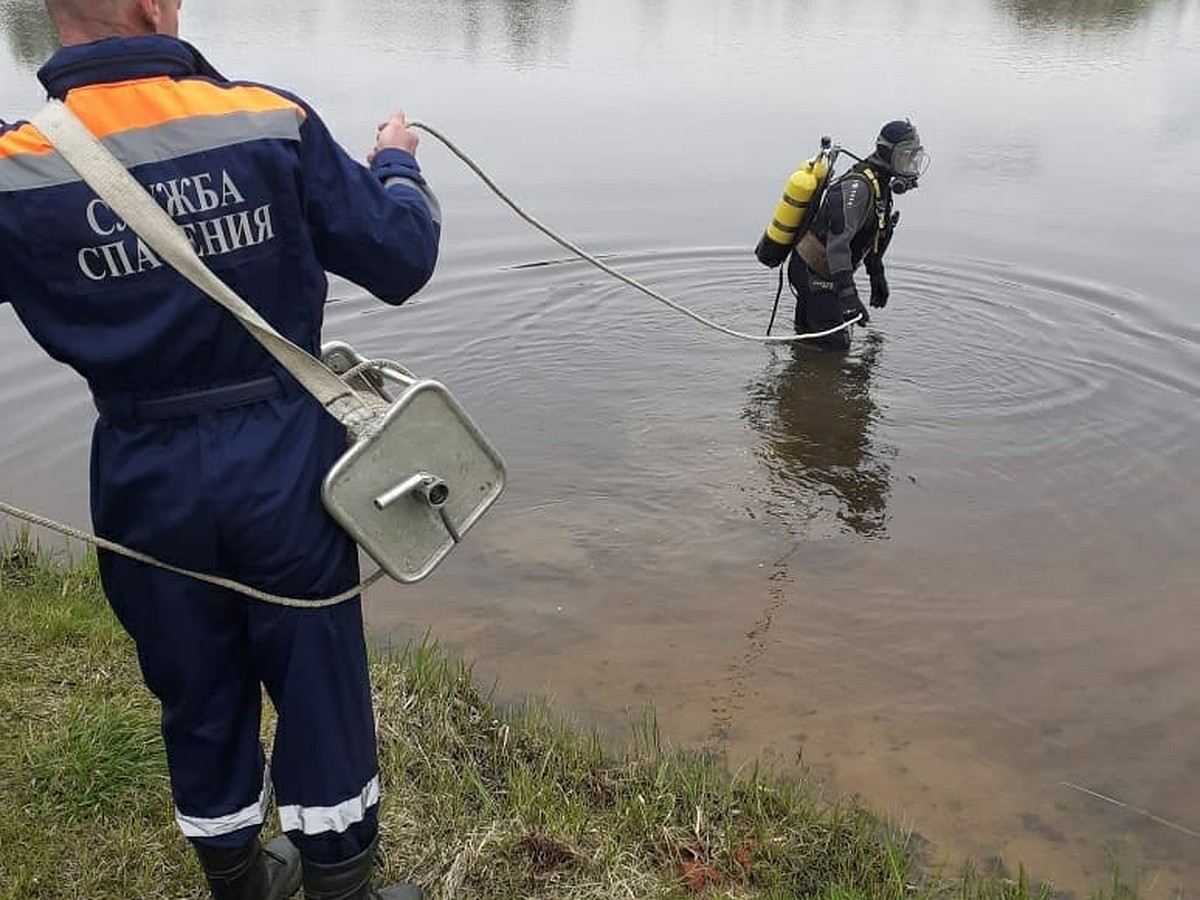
left=788, top=120, right=928, bottom=351
left=0, top=1, right=440, bottom=898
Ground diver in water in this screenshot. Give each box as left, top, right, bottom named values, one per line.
left=757, top=120, right=928, bottom=351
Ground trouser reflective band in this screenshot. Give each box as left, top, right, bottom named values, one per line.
left=176, top=766, right=271, bottom=839
left=279, top=775, right=380, bottom=836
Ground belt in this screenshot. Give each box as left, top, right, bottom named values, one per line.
left=93, top=374, right=286, bottom=423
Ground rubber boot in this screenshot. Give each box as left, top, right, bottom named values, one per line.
left=195, top=835, right=302, bottom=900
left=300, top=837, right=423, bottom=900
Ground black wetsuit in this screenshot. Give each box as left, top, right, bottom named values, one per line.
left=788, top=162, right=895, bottom=350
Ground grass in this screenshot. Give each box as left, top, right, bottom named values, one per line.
left=0, top=532, right=1132, bottom=899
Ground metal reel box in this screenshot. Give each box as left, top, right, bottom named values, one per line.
left=321, top=380, right=506, bottom=583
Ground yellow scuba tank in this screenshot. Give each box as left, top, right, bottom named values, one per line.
left=755, top=149, right=830, bottom=268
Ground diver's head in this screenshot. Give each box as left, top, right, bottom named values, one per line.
left=870, top=119, right=928, bottom=194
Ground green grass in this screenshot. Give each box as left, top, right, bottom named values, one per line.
left=0, top=533, right=1134, bottom=899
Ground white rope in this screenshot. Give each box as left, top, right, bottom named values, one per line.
left=0, top=500, right=385, bottom=608
left=409, top=120, right=861, bottom=343
left=1061, top=781, right=1200, bottom=842
left=2, top=118, right=860, bottom=606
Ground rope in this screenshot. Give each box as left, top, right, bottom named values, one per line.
left=409, top=121, right=861, bottom=343
left=1061, top=781, right=1200, bottom=842
left=3, top=120, right=862, bottom=605
left=0, top=500, right=385, bottom=608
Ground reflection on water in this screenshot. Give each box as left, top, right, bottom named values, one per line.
left=997, top=0, right=1183, bottom=29
left=0, top=0, right=577, bottom=73
left=1, top=0, right=1186, bottom=79
left=489, top=0, right=574, bottom=65
left=743, top=336, right=892, bottom=538
left=0, top=0, right=57, bottom=69
left=364, top=0, right=575, bottom=66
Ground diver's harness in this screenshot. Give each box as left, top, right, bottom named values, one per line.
left=860, top=168, right=891, bottom=255
left=797, top=165, right=892, bottom=275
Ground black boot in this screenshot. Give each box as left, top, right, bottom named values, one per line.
left=300, top=837, right=423, bottom=900
left=195, top=835, right=301, bottom=900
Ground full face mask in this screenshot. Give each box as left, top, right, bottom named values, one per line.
left=876, top=120, right=929, bottom=193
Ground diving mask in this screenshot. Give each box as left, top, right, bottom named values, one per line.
left=891, top=141, right=929, bottom=179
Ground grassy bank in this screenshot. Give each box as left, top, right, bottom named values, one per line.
left=0, top=535, right=1094, bottom=900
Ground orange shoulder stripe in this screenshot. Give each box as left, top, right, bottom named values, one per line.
left=0, top=77, right=306, bottom=160
left=67, top=78, right=306, bottom=136
left=0, top=123, right=52, bottom=160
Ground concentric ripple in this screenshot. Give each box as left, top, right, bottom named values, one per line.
left=320, top=245, right=1200, bottom=550
left=865, top=257, right=1200, bottom=531
left=5, top=246, right=1197, bottom=557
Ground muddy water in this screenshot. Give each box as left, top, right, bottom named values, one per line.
left=2, top=0, right=1198, bottom=894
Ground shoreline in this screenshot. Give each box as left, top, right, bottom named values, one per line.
left=0, top=533, right=1129, bottom=900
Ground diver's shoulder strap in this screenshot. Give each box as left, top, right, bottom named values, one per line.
left=860, top=167, right=882, bottom=199
left=30, top=100, right=373, bottom=428
left=857, top=167, right=889, bottom=253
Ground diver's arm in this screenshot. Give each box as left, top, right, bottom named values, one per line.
left=864, top=210, right=898, bottom=274
left=865, top=254, right=889, bottom=308
left=864, top=210, right=898, bottom=309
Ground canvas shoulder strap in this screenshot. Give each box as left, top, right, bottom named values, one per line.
left=30, top=100, right=374, bottom=428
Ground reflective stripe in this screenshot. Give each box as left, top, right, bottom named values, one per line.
left=383, top=175, right=442, bottom=225
left=106, top=109, right=303, bottom=167
left=175, top=767, right=271, bottom=839
left=0, top=149, right=73, bottom=191
left=278, top=775, right=380, bottom=836
left=0, top=108, right=303, bottom=193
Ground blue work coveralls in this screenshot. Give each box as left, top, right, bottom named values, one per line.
left=0, top=36, right=441, bottom=863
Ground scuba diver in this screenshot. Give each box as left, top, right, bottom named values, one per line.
left=755, top=119, right=929, bottom=351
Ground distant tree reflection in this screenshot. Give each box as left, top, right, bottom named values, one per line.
left=743, top=336, right=893, bottom=538
left=0, top=0, right=58, bottom=69
left=995, top=0, right=1181, bottom=31
left=457, top=0, right=574, bottom=66
left=502, top=0, right=566, bottom=59
left=2, top=0, right=580, bottom=71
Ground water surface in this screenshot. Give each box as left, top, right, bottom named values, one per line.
left=2, top=0, right=1198, bottom=894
